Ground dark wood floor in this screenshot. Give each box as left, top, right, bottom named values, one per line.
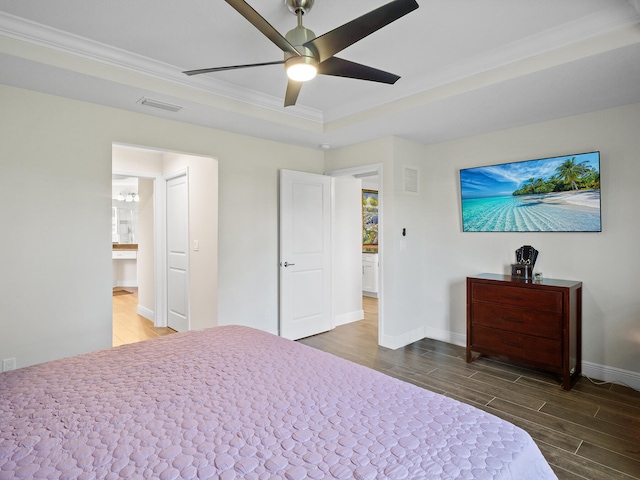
left=299, top=297, right=640, bottom=480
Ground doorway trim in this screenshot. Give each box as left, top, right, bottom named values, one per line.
left=325, top=163, right=384, bottom=346
left=112, top=142, right=219, bottom=335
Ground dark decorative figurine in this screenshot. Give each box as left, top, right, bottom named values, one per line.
left=511, top=245, right=538, bottom=279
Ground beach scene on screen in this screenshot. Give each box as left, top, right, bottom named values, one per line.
left=460, top=152, right=601, bottom=232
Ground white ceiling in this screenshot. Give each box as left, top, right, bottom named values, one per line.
left=1, top=0, right=639, bottom=150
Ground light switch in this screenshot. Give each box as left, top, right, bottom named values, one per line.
left=194, top=240, right=200, bottom=251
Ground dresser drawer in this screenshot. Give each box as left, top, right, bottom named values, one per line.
left=471, top=302, right=562, bottom=340
left=471, top=325, right=562, bottom=368
left=471, top=283, right=562, bottom=313
left=467, top=274, right=582, bottom=390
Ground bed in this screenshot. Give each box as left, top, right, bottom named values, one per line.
left=0, top=326, right=556, bottom=479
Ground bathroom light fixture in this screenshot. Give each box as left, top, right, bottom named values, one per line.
left=118, top=191, right=139, bottom=202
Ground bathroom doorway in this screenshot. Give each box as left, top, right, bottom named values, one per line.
left=111, top=143, right=219, bottom=345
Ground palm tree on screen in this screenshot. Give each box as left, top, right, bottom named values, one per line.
left=555, top=157, right=588, bottom=191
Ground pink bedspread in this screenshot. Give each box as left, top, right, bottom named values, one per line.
left=0, top=326, right=556, bottom=479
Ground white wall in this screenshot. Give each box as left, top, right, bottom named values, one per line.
left=332, top=176, right=363, bottom=326
left=326, top=103, right=640, bottom=388
left=418, top=102, right=640, bottom=387
left=3, top=80, right=637, bottom=388
left=325, top=138, right=430, bottom=348
left=1, top=86, right=113, bottom=367
left=137, top=177, right=155, bottom=319
left=112, top=259, right=137, bottom=287
left=0, top=84, right=322, bottom=369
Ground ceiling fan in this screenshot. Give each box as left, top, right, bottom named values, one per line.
left=183, top=0, right=419, bottom=107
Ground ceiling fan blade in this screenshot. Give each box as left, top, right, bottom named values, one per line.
left=225, top=0, right=301, bottom=56
left=183, top=60, right=285, bottom=76
left=304, top=0, right=419, bottom=63
left=284, top=79, right=303, bottom=107
left=318, top=57, right=400, bottom=84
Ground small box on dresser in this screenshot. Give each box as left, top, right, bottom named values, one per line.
left=466, top=273, right=582, bottom=390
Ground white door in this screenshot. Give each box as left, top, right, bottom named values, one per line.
left=166, top=171, right=189, bottom=332
left=279, top=169, right=332, bottom=340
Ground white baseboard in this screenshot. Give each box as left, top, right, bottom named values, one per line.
left=380, top=326, right=426, bottom=350
left=424, top=326, right=466, bottom=348
left=335, top=310, right=364, bottom=327
left=425, top=328, right=640, bottom=391
left=582, top=361, right=640, bottom=391
left=137, top=305, right=154, bottom=322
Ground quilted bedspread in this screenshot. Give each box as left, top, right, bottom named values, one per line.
left=0, top=326, right=557, bottom=479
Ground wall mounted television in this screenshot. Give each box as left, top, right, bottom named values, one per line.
left=460, top=151, right=601, bottom=232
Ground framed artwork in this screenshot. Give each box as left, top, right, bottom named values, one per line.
left=362, top=190, right=378, bottom=252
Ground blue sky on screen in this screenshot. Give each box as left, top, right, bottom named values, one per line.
left=460, top=152, right=599, bottom=199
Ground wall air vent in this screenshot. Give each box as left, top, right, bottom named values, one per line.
left=138, top=97, right=183, bottom=113
left=403, top=166, right=419, bottom=194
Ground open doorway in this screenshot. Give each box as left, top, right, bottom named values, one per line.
left=111, top=172, right=170, bottom=345
left=359, top=172, right=380, bottom=340
left=111, top=168, right=177, bottom=345
left=327, top=163, right=383, bottom=344
left=111, top=143, right=219, bottom=346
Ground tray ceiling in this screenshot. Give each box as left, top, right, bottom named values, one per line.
left=0, top=0, right=639, bottom=149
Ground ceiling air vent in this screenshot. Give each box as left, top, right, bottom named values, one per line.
left=138, top=97, right=183, bottom=113
left=403, top=166, right=419, bottom=194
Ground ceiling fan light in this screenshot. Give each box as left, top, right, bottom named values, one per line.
left=287, top=63, right=317, bottom=82
left=285, top=55, right=318, bottom=82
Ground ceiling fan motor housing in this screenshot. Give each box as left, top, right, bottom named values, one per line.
left=285, top=0, right=315, bottom=15
left=284, top=25, right=318, bottom=66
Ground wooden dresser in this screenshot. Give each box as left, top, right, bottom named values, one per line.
left=466, top=274, right=582, bottom=390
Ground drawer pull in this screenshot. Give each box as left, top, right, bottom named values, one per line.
left=502, top=340, right=522, bottom=348
left=502, top=295, right=522, bottom=301
left=500, top=316, right=524, bottom=324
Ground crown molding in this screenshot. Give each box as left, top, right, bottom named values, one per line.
left=415, top=5, right=640, bottom=94
left=0, top=11, right=324, bottom=124
left=1, top=5, right=637, bottom=127
left=323, top=5, right=640, bottom=122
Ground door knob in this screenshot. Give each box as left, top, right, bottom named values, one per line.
left=284, top=261, right=295, bottom=267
